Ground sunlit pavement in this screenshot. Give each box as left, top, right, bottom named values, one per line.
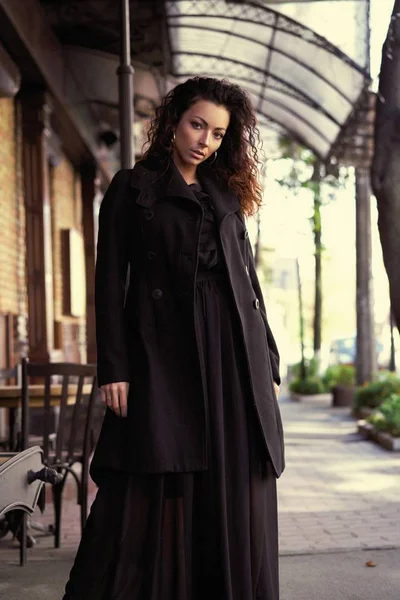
left=278, top=393, right=400, bottom=555
left=1, top=393, right=399, bottom=561
left=2, top=547, right=398, bottom=600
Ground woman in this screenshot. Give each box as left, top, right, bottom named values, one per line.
left=63, top=77, right=284, bottom=600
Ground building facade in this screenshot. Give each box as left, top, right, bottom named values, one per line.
left=0, top=10, right=110, bottom=369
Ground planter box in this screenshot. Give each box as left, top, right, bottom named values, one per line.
left=352, top=406, right=374, bottom=420
left=332, top=385, right=355, bottom=407
left=290, top=392, right=332, bottom=403
left=357, top=420, right=375, bottom=437
left=357, top=419, right=400, bottom=451
left=375, top=431, right=400, bottom=451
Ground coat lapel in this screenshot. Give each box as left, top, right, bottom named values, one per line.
left=129, top=157, right=241, bottom=220
left=198, top=168, right=241, bottom=223
left=130, top=157, right=199, bottom=208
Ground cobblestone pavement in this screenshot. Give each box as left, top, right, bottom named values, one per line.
left=278, top=394, right=400, bottom=555
left=0, top=393, right=399, bottom=564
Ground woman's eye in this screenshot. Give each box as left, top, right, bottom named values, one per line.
left=191, top=121, right=202, bottom=129
left=214, top=133, right=224, bottom=140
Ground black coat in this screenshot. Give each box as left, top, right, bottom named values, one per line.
left=90, top=158, right=285, bottom=483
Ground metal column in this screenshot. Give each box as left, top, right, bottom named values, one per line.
left=118, top=0, right=134, bottom=168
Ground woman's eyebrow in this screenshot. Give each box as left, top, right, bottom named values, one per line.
left=193, top=116, right=227, bottom=131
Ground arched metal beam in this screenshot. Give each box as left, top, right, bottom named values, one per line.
left=176, top=69, right=330, bottom=158
left=256, top=110, right=324, bottom=158
left=258, top=12, right=278, bottom=115
left=259, top=96, right=332, bottom=144
left=175, top=66, right=332, bottom=144
left=166, top=1, right=369, bottom=76
left=168, top=23, right=354, bottom=105
left=172, top=52, right=342, bottom=130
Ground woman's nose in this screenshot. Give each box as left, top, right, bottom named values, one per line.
left=199, top=130, right=211, bottom=147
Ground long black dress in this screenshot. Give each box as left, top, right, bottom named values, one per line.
left=63, top=184, right=279, bottom=600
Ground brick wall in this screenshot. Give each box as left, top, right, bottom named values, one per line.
left=0, top=98, right=18, bottom=315
left=51, top=155, right=86, bottom=362
left=0, top=99, right=88, bottom=363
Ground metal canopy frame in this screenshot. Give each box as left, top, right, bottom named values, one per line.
left=36, top=0, right=371, bottom=162
left=165, top=0, right=370, bottom=159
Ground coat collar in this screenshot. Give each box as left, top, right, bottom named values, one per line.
left=130, top=156, right=240, bottom=221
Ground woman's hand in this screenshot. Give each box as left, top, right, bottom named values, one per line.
left=100, top=382, right=130, bottom=418
left=273, top=382, right=280, bottom=399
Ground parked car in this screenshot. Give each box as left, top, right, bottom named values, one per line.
left=328, top=336, right=384, bottom=367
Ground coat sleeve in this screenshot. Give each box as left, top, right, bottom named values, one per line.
left=247, top=240, right=281, bottom=386
left=95, top=169, right=131, bottom=387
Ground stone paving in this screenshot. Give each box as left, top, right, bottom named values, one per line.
left=278, top=394, right=400, bottom=555
left=0, top=392, right=399, bottom=564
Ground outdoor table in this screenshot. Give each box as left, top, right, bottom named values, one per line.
left=0, top=384, right=93, bottom=451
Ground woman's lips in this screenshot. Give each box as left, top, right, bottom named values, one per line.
left=190, top=149, right=205, bottom=159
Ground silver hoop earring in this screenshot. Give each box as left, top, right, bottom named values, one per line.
left=169, top=132, right=176, bottom=152
left=211, top=151, right=217, bottom=164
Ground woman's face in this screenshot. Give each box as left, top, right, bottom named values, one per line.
left=172, top=99, right=230, bottom=168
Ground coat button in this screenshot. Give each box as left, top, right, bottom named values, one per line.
left=144, top=209, right=154, bottom=220
left=152, top=289, right=163, bottom=300
left=147, top=250, right=156, bottom=260
left=244, top=230, right=249, bottom=239
left=253, top=298, right=260, bottom=309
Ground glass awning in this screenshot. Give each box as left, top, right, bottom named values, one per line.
left=37, top=0, right=371, bottom=161
left=165, top=0, right=370, bottom=159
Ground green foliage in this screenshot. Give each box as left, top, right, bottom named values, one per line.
left=289, top=377, right=326, bottom=395
left=278, top=136, right=313, bottom=162
left=276, top=137, right=348, bottom=197
left=376, top=370, right=400, bottom=382
left=289, top=357, right=326, bottom=395
left=367, top=394, right=400, bottom=437
left=322, top=364, right=355, bottom=390
left=276, top=135, right=349, bottom=365
left=259, top=246, right=275, bottom=285
left=292, top=357, right=320, bottom=379
left=354, top=376, right=400, bottom=409
left=302, top=180, right=320, bottom=195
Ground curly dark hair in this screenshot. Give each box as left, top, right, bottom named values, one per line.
left=142, top=77, right=263, bottom=216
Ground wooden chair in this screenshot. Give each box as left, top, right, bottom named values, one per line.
left=0, top=365, right=19, bottom=383
left=21, top=358, right=98, bottom=548
left=0, top=365, right=20, bottom=450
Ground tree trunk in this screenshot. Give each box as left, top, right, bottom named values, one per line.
left=254, top=211, right=261, bottom=269
left=312, top=161, right=322, bottom=359
left=371, top=0, right=400, bottom=332
left=389, top=307, right=396, bottom=372
left=355, top=167, right=376, bottom=385
left=296, top=258, right=306, bottom=380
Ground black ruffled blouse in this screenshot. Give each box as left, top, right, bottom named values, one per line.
left=189, top=183, right=223, bottom=272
